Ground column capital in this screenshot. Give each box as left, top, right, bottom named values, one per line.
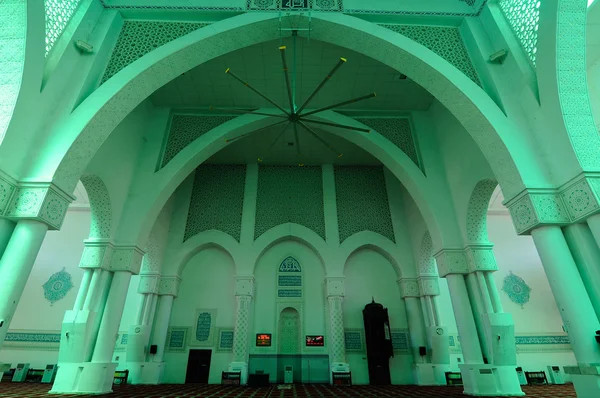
left=158, top=275, right=181, bottom=296
left=434, top=248, right=468, bottom=277
left=0, top=176, right=74, bottom=230
left=108, top=245, right=145, bottom=274
left=464, top=244, right=498, bottom=273
left=138, top=273, right=160, bottom=294
left=397, top=277, right=419, bottom=298
left=80, top=240, right=114, bottom=270
left=505, top=188, right=570, bottom=235
left=418, top=276, right=440, bottom=296
left=325, top=276, right=345, bottom=297
left=234, top=275, right=255, bottom=297
left=558, top=172, right=600, bottom=222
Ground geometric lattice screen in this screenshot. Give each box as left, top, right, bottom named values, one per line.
left=184, top=164, right=246, bottom=242
left=354, top=118, right=421, bottom=169
left=334, top=166, right=395, bottom=243
left=380, top=24, right=481, bottom=86
left=498, top=0, right=540, bottom=66
left=102, top=21, right=209, bottom=83
left=44, top=0, right=84, bottom=56
left=160, top=115, right=236, bottom=169
left=255, top=166, right=325, bottom=240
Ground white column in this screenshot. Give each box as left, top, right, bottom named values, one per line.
left=446, top=274, right=484, bottom=364
left=327, top=295, right=346, bottom=364
left=405, top=297, right=427, bottom=363
left=83, top=268, right=102, bottom=310
left=425, top=296, right=436, bottom=326
left=585, top=213, right=600, bottom=250
left=232, top=295, right=252, bottom=363
left=531, top=226, right=600, bottom=364
left=420, top=297, right=430, bottom=327
left=73, top=269, right=92, bottom=311
left=485, top=272, right=503, bottom=314
left=150, top=295, right=174, bottom=363
left=0, top=220, right=48, bottom=346
left=563, top=223, right=600, bottom=319
left=136, top=294, right=148, bottom=325
left=91, top=271, right=132, bottom=363
left=0, top=217, right=15, bottom=259
left=476, top=272, right=494, bottom=314
left=432, top=296, right=442, bottom=327
left=464, top=273, right=489, bottom=361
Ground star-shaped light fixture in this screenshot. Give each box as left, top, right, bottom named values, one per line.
left=211, top=40, right=376, bottom=165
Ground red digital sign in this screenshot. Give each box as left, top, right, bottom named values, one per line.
left=305, top=335, right=324, bottom=347
left=256, top=333, right=272, bottom=347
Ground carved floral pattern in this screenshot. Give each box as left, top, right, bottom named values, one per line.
left=501, top=272, right=531, bottom=308
left=42, top=268, right=74, bottom=305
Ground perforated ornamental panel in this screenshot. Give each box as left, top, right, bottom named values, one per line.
left=102, top=21, right=209, bottom=83
left=184, top=164, right=246, bottom=241
left=45, top=0, right=83, bottom=56
left=355, top=118, right=420, bottom=168
left=335, top=166, right=395, bottom=243
left=161, top=115, right=235, bottom=168
left=255, top=166, right=325, bottom=240
left=380, top=24, right=480, bottom=86
left=498, top=0, right=539, bottom=66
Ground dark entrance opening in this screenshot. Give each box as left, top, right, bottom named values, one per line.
left=185, top=349, right=212, bottom=383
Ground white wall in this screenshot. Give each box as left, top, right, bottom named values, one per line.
left=163, top=247, right=236, bottom=383
left=488, top=212, right=577, bottom=371
left=344, top=248, right=413, bottom=385
left=0, top=209, right=90, bottom=368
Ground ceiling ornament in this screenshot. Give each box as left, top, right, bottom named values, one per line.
left=211, top=31, right=375, bottom=166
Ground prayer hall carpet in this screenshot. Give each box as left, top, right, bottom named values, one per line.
left=0, top=383, right=577, bottom=397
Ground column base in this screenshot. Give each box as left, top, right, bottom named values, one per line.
left=565, top=365, right=600, bottom=398
left=413, top=363, right=449, bottom=385
left=126, top=362, right=165, bottom=384
left=459, top=364, right=524, bottom=396
left=0, top=363, right=11, bottom=382
left=49, top=362, right=117, bottom=394
left=228, top=362, right=249, bottom=385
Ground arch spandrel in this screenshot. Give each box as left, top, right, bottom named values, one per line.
left=466, top=179, right=499, bottom=244
left=339, top=231, right=405, bottom=279
left=44, top=13, right=542, bottom=198
left=79, top=174, right=112, bottom=239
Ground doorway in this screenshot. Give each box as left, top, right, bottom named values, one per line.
left=185, top=349, right=212, bottom=383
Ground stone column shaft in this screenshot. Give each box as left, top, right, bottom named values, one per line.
left=91, top=271, right=132, bottom=363
left=485, top=272, right=503, bottom=314
left=532, top=226, right=600, bottom=364
left=0, top=220, right=48, bottom=347
left=0, top=217, right=16, bottom=259
left=327, top=295, right=346, bottom=364
left=232, top=295, right=252, bottom=362
left=405, top=297, right=427, bottom=364
left=73, top=269, right=92, bottom=311
left=83, top=268, right=102, bottom=310
left=446, top=274, right=484, bottom=364
left=150, top=295, right=174, bottom=363
left=563, top=223, right=600, bottom=319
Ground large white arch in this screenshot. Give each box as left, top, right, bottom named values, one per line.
left=248, top=223, right=329, bottom=275
left=169, top=230, right=242, bottom=278
left=30, top=12, right=545, bottom=209
left=338, top=230, right=405, bottom=278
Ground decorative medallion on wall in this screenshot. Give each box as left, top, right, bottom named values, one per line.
left=191, top=309, right=216, bottom=346
left=501, top=272, right=531, bottom=308
left=42, top=268, right=74, bottom=306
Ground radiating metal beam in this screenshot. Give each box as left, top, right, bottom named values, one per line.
left=296, top=57, right=346, bottom=114
left=225, top=68, right=290, bottom=115
left=209, top=106, right=287, bottom=118
left=301, top=92, right=376, bottom=118
left=258, top=121, right=290, bottom=163
left=279, top=46, right=295, bottom=114
left=298, top=121, right=342, bottom=158
left=225, top=119, right=288, bottom=143
left=300, top=117, right=371, bottom=133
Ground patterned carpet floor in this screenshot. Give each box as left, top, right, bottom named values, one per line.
left=0, top=383, right=578, bottom=397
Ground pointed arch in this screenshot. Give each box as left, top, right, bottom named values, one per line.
left=79, top=174, right=112, bottom=239
left=465, top=179, right=499, bottom=244
left=339, top=231, right=403, bottom=279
